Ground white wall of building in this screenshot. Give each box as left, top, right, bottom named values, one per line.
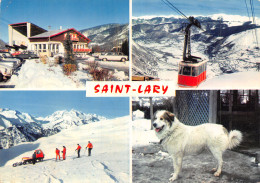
left=8, top=25, right=30, bottom=46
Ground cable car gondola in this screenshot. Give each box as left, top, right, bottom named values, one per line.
left=177, top=16, right=207, bottom=87
left=161, top=0, right=208, bottom=87
left=178, top=60, right=207, bottom=87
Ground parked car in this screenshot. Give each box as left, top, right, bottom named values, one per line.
left=15, top=51, right=39, bottom=59
left=98, top=52, right=128, bottom=62
left=0, top=62, right=15, bottom=81
left=0, top=53, right=22, bottom=68
left=0, top=52, right=24, bottom=63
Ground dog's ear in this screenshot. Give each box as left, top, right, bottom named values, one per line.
left=163, top=111, right=175, bottom=126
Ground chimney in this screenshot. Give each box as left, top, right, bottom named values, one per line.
left=60, top=26, right=62, bottom=30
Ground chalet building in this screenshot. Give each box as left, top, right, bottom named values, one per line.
left=8, top=22, right=91, bottom=56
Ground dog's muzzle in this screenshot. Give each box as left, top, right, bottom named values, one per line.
left=153, top=123, right=164, bottom=133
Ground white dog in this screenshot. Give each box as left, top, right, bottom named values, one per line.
left=153, top=110, right=242, bottom=182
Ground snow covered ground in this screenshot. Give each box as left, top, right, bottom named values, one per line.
left=3, top=59, right=89, bottom=89
left=200, top=71, right=260, bottom=89
left=156, top=67, right=260, bottom=89
left=132, top=110, right=158, bottom=147
left=0, top=58, right=129, bottom=89
left=0, top=116, right=130, bottom=183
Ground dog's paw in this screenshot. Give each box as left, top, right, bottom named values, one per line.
left=214, top=171, right=221, bottom=177
left=169, top=174, right=177, bottom=182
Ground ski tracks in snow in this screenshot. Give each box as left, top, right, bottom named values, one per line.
left=91, top=160, right=119, bottom=183
left=45, top=174, right=63, bottom=183
left=42, top=159, right=65, bottom=183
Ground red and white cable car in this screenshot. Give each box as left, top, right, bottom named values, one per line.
left=177, top=16, right=207, bottom=87
left=178, top=60, right=207, bottom=87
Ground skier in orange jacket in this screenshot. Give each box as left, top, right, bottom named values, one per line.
left=56, top=148, right=60, bottom=160
left=86, top=141, right=93, bottom=156
left=62, top=146, right=66, bottom=160
left=75, top=144, right=81, bottom=158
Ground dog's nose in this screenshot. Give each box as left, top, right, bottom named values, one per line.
left=153, top=123, right=157, bottom=128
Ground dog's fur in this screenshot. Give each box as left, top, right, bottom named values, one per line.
left=153, top=110, right=242, bottom=182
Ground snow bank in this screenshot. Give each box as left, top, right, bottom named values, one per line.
left=200, top=71, right=260, bottom=89
left=9, top=60, right=78, bottom=89
left=132, top=110, right=144, bottom=120
left=0, top=116, right=130, bottom=183
left=132, top=118, right=158, bottom=147
left=113, top=69, right=129, bottom=80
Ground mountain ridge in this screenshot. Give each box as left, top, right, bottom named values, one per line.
left=132, top=14, right=260, bottom=78
left=0, top=108, right=106, bottom=149
left=80, top=23, right=129, bottom=51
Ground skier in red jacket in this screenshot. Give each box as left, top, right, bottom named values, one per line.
left=86, top=141, right=93, bottom=156
left=56, top=148, right=60, bottom=161
left=62, top=146, right=66, bottom=160
left=75, top=144, right=81, bottom=158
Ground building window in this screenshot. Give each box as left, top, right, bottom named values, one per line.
left=42, top=44, right=46, bottom=52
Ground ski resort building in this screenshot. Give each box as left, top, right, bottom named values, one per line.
left=8, top=22, right=91, bottom=56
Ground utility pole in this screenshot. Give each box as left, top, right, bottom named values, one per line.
left=150, top=97, right=154, bottom=130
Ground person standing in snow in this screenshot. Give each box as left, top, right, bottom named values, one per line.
left=75, top=144, right=81, bottom=158
left=32, top=151, right=37, bottom=165
left=56, top=148, right=60, bottom=161
left=62, top=146, right=66, bottom=160
left=86, top=141, right=93, bottom=156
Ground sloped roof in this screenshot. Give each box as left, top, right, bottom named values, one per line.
left=29, top=28, right=91, bottom=43
left=30, top=30, right=62, bottom=38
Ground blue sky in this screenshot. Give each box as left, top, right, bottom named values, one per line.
left=0, top=91, right=129, bottom=118
left=0, top=0, right=129, bottom=42
left=133, top=0, right=260, bottom=18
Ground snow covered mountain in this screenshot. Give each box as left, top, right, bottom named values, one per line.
left=0, top=116, right=130, bottom=183
left=132, top=14, right=260, bottom=79
left=39, top=109, right=106, bottom=130
left=0, top=109, right=49, bottom=149
left=80, top=23, right=129, bottom=50
left=0, top=109, right=106, bottom=149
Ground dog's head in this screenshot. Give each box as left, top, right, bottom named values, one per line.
left=153, top=110, right=175, bottom=136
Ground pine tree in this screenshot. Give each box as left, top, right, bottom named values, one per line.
left=63, top=31, right=77, bottom=75
left=121, top=39, right=129, bottom=56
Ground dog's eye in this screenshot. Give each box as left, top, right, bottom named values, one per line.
left=160, top=118, right=163, bottom=120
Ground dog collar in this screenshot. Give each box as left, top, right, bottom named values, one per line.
left=159, top=132, right=171, bottom=144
